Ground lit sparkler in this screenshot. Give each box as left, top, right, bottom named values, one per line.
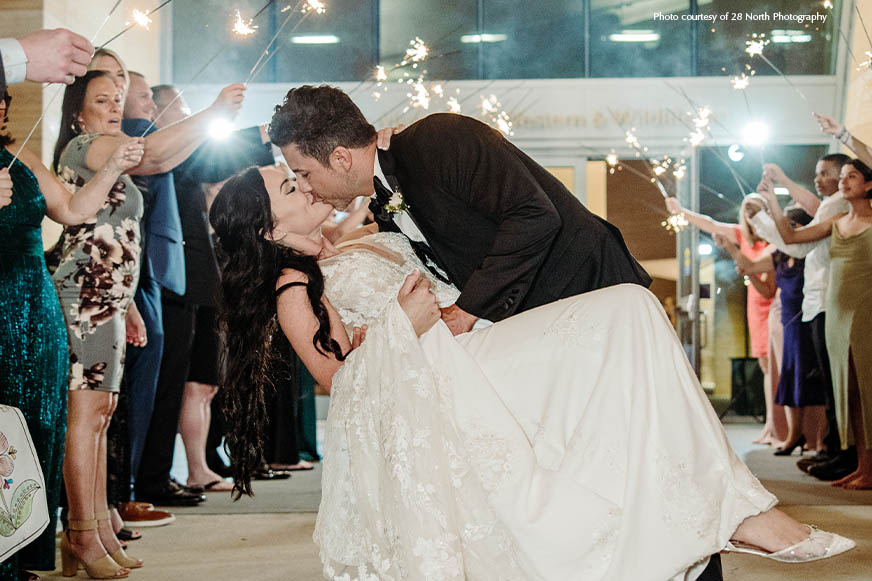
left=375, top=65, right=387, bottom=82
left=692, top=106, right=711, bottom=130
left=823, top=0, right=833, bottom=8
left=606, top=152, right=618, bottom=167
left=407, top=78, right=431, bottom=110
left=232, top=9, right=258, bottom=36
left=302, top=0, right=326, bottom=14
left=745, top=36, right=769, bottom=57
left=402, top=37, right=429, bottom=65
left=624, top=129, right=640, bottom=149
left=446, top=97, right=461, bottom=113
left=662, top=213, right=689, bottom=233
left=858, top=50, right=872, bottom=71
left=731, top=73, right=751, bottom=90
left=130, top=8, right=153, bottom=30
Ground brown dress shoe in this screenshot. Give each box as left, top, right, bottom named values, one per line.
left=118, top=502, right=176, bottom=527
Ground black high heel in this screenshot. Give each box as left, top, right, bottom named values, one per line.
left=774, top=435, right=806, bottom=456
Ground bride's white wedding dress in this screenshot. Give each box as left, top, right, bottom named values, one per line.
left=313, top=232, right=776, bottom=581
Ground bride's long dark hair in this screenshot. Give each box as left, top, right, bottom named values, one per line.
left=209, top=166, right=346, bottom=498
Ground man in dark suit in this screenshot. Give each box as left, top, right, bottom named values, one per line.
left=270, top=86, right=724, bottom=580
left=270, top=85, right=651, bottom=333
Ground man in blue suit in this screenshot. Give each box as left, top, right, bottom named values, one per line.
left=121, top=72, right=205, bottom=509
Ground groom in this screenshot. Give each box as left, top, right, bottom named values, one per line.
left=270, top=85, right=722, bottom=579
left=269, top=85, right=652, bottom=335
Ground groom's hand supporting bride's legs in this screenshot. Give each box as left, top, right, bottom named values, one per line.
left=397, top=270, right=441, bottom=336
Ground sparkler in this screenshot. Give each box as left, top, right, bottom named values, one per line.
left=98, top=0, right=174, bottom=48
left=130, top=8, right=153, bottom=30
left=141, top=0, right=277, bottom=136
left=244, top=0, right=326, bottom=85
left=302, top=0, right=326, bottom=14
left=479, top=95, right=513, bottom=136
left=662, top=213, right=689, bottom=233
left=745, top=34, right=810, bottom=104
left=232, top=10, right=259, bottom=36
left=730, top=73, right=751, bottom=90
left=446, top=96, right=461, bottom=113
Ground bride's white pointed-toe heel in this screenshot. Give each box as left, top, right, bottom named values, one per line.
left=725, top=525, right=855, bottom=563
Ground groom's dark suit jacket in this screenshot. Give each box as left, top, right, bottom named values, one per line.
left=375, top=113, right=651, bottom=322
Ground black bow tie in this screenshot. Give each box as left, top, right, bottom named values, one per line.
left=369, top=177, right=396, bottom=225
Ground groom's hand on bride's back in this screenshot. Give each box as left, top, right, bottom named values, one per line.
left=397, top=270, right=440, bottom=336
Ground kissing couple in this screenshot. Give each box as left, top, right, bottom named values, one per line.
left=209, top=86, right=855, bottom=580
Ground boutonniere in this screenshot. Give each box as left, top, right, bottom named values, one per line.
left=384, top=188, right=409, bottom=214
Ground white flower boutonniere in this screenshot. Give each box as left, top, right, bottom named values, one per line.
left=384, top=188, right=409, bottom=214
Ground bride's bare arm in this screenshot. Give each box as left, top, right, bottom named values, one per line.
left=275, top=270, right=351, bottom=390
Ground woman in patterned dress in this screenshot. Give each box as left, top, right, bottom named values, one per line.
left=0, top=87, right=142, bottom=581
left=51, top=70, right=245, bottom=578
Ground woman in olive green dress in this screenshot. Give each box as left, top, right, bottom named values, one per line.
left=0, top=88, right=143, bottom=581
left=761, top=158, right=872, bottom=490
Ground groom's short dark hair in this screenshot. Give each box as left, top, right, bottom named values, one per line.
left=269, top=85, right=377, bottom=167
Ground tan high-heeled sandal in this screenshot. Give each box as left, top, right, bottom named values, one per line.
left=96, top=510, right=143, bottom=569
left=60, top=518, right=129, bottom=579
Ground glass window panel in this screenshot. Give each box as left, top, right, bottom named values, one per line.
left=481, top=0, right=585, bottom=79
left=589, top=0, right=692, bottom=77
left=379, top=0, right=478, bottom=80
left=273, top=0, right=376, bottom=82
left=698, top=0, right=838, bottom=76
left=172, top=0, right=267, bottom=84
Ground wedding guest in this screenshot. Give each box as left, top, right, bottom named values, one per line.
left=134, top=85, right=275, bottom=502
left=753, top=155, right=852, bottom=478
left=717, top=204, right=826, bottom=456
left=666, top=195, right=782, bottom=445
left=760, top=159, right=872, bottom=489
left=51, top=70, right=244, bottom=577
left=0, top=87, right=142, bottom=581
left=88, top=48, right=129, bottom=98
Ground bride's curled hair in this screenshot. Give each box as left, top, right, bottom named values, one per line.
left=209, top=166, right=345, bottom=498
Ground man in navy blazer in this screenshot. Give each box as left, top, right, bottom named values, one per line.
left=120, top=71, right=196, bottom=505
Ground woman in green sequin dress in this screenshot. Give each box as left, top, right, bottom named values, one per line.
left=0, top=88, right=144, bottom=580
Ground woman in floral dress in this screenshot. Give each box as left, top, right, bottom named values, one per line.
left=50, top=70, right=245, bottom=578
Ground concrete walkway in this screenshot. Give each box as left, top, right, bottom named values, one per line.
left=35, top=424, right=872, bottom=580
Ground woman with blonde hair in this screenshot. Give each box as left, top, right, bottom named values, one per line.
left=665, top=193, right=784, bottom=446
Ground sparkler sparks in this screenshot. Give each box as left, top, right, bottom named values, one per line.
left=606, top=153, right=619, bottom=167
left=446, top=97, right=461, bottom=113
left=407, top=79, right=431, bottom=110
left=823, top=0, right=833, bottom=8
left=731, top=73, right=751, bottom=90
left=375, top=65, right=387, bottom=82
left=624, top=129, right=640, bottom=149
left=232, top=10, right=258, bottom=36
left=859, top=50, right=872, bottom=71
left=662, top=213, right=689, bottom=233
left=479, top=95, right=513, bottom=135
left=402, top=38, right=429, bottom=65
left=745, top=35, right=769, bottom=57
left=302, top=0, right=326, bottom=14
left=131, top=8, right=153, bottom=30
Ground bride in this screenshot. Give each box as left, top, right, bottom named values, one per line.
left=209, top=165, right=854, bottom=580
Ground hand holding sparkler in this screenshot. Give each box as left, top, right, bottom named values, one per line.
left=665, top=196, right=683, bottom=215
left=761, top=163, right=787, bottom=187
left=812, top=112, right=849, bottom=141
left=0, top=168, right=12, bottom=209
left=207, top=83, right=247, bottom=122
left=18, top=29, right=94, bottom=84
left=105, top=137, right=146, bottom=175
